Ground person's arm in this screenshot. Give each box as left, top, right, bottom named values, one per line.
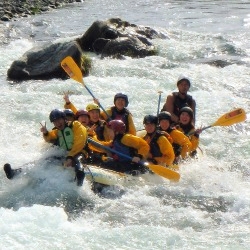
left=122, top=134, right=149, bottom=159
left=63, top=92, right=78, bottom=114
left=189, top=134, right=199, bottom=152
left=170, top=130, right=192, bottom=159
left=162, top=94, right=179, bottom=123
left=189, top=127, right=202, bottom=152
left=127, top=113, right=136, bottom=135
left=100, top=109, right=112, bottom=121
left=42, top=129, right=58, bottom=143
left=154, top=136, right=175, bottom=166
left=67, top=121, right=88, bottom=157
left=64, top=102, right=78, bottom=114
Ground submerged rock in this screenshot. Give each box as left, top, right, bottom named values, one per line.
left=193, top=55, right=248, bottom=68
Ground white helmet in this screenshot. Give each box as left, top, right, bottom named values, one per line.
left=177, top=74, right=191, bottom=87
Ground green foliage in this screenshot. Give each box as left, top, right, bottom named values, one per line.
left=81, top=54, right=92, bottom=76
left=30, top=6, right=41, bottom=15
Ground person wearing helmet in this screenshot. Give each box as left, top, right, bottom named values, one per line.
left=86, top=103, right=111, bottom=141
left=100, top=93, right=136, bottom=136
left=75, top=109, right=90, bottom=127
left=63, top=92, right=109, bottom=141
left=63, top=91, right=91, bottom=127
left=94, top=119, right=149, bottom=174
left=161, top=75, right=196, bottom=124
left=64, top=109, right=75, bottom=122
left=63, top=92, right=96, bottom=132
left=74, top=107, right=110, bottom=164
left=177, top=107, right=202, bottom=157
left=158, top=111, right=192, bottom=162
left=40, top=109, right=88, bottom=186
left=142, top=115, right=175, bottom=167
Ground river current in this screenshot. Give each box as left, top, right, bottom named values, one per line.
left=0, top=1, right=249, bottom=249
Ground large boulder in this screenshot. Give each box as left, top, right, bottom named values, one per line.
left=78, top=17, right=167, bottom=58
left=7, top=18, right=168, bottom=81
left=7, top=41, right=83, bottom=80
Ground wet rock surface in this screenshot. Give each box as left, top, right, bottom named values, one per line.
left=7, top=18, right=168, bottom=81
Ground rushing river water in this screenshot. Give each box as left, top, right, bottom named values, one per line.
left=0, top=1, right=249, bottom=249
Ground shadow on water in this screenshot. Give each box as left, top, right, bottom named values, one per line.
left=0, top=179, right=95, bottom=220
left=0, top=185, right=126, bottom=220
left=150, top=188, right=233, bottom=213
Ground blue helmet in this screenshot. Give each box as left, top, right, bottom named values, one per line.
left=114, top=93, right=129, bottom=107
left=49, top=109, right=65, bottom=122
left=63, top=109, right=75, bottom=117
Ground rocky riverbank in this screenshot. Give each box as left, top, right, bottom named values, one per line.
left=0, top=0, right=83, bottom=21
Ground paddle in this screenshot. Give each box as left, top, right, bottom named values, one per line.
left=61, top=56, right=111, bottom=120
left=189, top=108, right=247, bottom=135
left=88, top=137, right=180, bottom=181
left=137, top=91, right=163, bottom=133
left=157, top=91, right=163, bottom=117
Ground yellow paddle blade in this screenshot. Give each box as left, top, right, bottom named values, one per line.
left=212, top=108, right=246, bottom=127
left=61, top=56, right=84, bottom=84
left=168, top=164, right=180, bottom=171
left=146, top=163, right=180, bottom=182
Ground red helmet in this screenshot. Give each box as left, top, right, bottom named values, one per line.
left=107, top=120, right=126, bottom=134
left=75, top=109, right=90, bottom=119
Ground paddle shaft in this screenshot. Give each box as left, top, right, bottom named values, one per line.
left=157, top=91, right=163, bottom=117
left=61, top=56, right=111, bottom=120
left=189, top=125, right=212, bottom=135
left=83, top=84, right=111, bottom=121
left=200, top=125, right=212, bottom=132
left=88, top=137, right=139, bottom=163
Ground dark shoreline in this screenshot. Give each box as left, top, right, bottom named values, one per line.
left=0, top=0, right=83, bottom=21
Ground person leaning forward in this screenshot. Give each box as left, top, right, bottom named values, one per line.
left=158, top=111, right=192, bottom=162
left=40, top=109, right=88, bottom=186
left=142, top=115, right=175, bottom=167
left=96, top=119, right=149, bottom=175
left=161, top=75, right=196, bottom=124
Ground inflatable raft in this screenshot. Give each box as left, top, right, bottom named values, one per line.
left=84, top=165, right=127, bottom=186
